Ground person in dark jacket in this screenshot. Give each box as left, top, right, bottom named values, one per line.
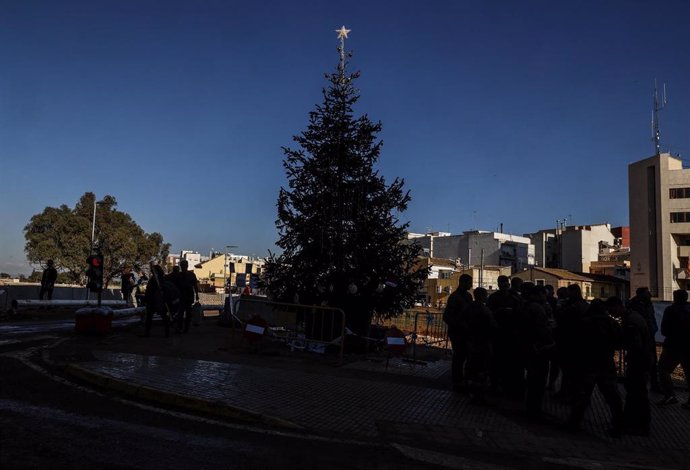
left=520, top=284, right=555, bottom=421
left=120, top=265, right=136, bottom=307
left=143, top=265, right=180, bottom=337
left=170, top=259, right=200, bottom=333
left=487, top=275, right=523, bottom=396
left=39, top=259, right=58, bottom=300
left=464, top=287, right=497, bottom=404
left=607, top=296, right=652, bottom=435
left=564, top=299, right=624, bottom=436
left=628, top=287, right=660, bottom=392
left=555, top=284, right=589, bottom=400
left=443, top=274, right=473, bottom=392
left=657, top=289, right=690, bottom=408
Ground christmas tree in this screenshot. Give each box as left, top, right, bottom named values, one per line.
left=264, top=27, right=427, bottom=335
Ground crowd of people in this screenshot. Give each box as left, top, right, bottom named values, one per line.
left=139, top=259, right=200, bottom=337
left=443, top=274, right=690, bottom=437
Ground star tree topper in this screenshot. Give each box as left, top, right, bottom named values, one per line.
left=335, top=25, right=351, bottom=39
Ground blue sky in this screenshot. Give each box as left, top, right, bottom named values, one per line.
left=1, top=0, right=689, bottom=275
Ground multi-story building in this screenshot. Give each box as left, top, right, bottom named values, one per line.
left=408, top=231, right=534, bottom=273
left=193, top=253, right=265, bottom=293
left=526, top=224, right=615, bottom=273
left=526, top=229, right=559, bottom=268
left=629, top=153, right=690, bottom=300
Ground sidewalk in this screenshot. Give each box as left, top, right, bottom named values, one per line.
left=49, top=319, right=689, bottom=469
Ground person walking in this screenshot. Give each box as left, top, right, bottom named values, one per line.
left=657, top=289, right=690, bottom=409
left=564, top=299, right=624, bottom=437
left=172, top=259, right=200, bottom=333
left=143, top=265, right=180, bottom=338
left=39, top=259, right=58, bottom=300
left=443, top=274, right=473, bottom=393
left=607, top=296, right=652, bottom=435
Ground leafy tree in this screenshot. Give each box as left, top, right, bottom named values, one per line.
left=264, top=47, right=427, bottom=335
left=24, top=192, right=170, bottom=286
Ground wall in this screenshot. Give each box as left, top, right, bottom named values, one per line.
left=0, top=284, right=122, bottom=311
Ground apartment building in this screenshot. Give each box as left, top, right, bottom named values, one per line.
left=193, top=253, right=265, bottom=292
left=629, top=153, right=690, bottom=300
left=408, top=231, right=534, bottom=273
left=526, top=224, right=615, bottom=273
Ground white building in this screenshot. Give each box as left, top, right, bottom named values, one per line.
left=526, top=224, right=615, bottom=273
left=180, top=250, right=203, bottom=267
left=409, top=231, right=534, bottom=273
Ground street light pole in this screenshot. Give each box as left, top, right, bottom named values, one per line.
left=220, top=245, right=238, bottom=326
left=91, top=197, right=97, bottom=253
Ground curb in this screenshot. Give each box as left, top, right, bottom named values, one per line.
left=64, top=363, right=303, bottom=431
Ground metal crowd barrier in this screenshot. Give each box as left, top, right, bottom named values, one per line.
left=371, top=309, right=451, bottom=366
left=373, top=309, right=450, bottom=351
left=232, top=297, right=346, bottom=363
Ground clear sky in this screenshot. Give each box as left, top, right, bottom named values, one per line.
left=1, top=0, right=689, bottom=275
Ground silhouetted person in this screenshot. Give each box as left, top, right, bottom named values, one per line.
left=144, top=265, right=180, bottom=337
left=172, top=259, right=200, bottom=333
left=564, top=299, right=624, bottom=437
left=657, top=289, right=690, bottom=408
left=135, top=272, right=148, bottom=307
left=607, top=296, right=651, bottom=435
left=487, top=275, right=522, bottom=396
left=443, top=274, right=473, bottom=392
left=121, top=266, right=136, bottom=307
left=509, top=277, right=523, bottom=298
left=556, top=284, right=589, bottom=400
left=628, top=287, right=660, bottom=392
left=544, top=284, right=559, bottom=390
left=520, top=284, right=555, bottom=422
left=39, top=259, right=58, bottom=300
left=465, top=287, right=497, bottom=404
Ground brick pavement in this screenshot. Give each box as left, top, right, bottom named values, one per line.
left=67, top=346, right=690, bottom=469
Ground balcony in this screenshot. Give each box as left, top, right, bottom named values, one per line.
left=675, top=268, right=690, bottom=280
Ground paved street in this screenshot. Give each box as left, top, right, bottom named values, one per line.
left=1, top=315, right=689, bottom=469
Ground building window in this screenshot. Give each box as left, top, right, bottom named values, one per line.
left=670, top=212, right=690, bottom=223
left=535, top=279, right=545, bottom=286
left=670, top=188, right=690, bottom=199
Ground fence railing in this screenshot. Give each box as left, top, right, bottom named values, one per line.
left=373, top=308, right=451, bottom=354
left=231, top=297, right=346, bottom=363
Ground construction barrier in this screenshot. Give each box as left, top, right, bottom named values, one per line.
left=232, top=297, right=346, bottom=363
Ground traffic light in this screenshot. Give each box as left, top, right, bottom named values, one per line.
left=86, top=254, right=104, bottom=293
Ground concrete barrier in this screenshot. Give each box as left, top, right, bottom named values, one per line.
left=0, top=284, right=123, bottom=312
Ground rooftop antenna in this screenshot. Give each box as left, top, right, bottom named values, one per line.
left=652, top=79, right=667, bottom=155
